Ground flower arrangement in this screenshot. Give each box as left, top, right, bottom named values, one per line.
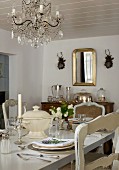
left=49, top=102, right=74, bottom=120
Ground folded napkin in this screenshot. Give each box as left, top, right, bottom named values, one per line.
left=91, top=132, right=103, bottom=138
left=32, top=138, right=74, bottom=148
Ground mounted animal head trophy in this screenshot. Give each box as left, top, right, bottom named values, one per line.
left=104, top=49, right=114, bottom=69
left=57, top=52, right=66, bottom=70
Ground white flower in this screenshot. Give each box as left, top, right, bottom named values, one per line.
left=68, top=104, right=73, bottom=109
left=55, top=111, right=62, bottom=119
left=49, top=109, right=55, bottom=115
left=64, top=111, right=68, bottom=117
left=57, top=107, right=61, bottom=112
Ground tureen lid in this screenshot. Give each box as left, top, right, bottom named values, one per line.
left=22, top=105, right=52, bottom=119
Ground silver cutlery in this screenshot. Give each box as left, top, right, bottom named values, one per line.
left=18, top=145, right=27, bottom=150
left=17, top=153, right=51, bottom=162
left=21, top=153, right=60, bottom=159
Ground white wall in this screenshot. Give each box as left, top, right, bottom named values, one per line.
left=42, top=35, right=119, bottom=111
left=1, top=28, right=119, bottom=112
left=0, top=29, right=43, bottom=111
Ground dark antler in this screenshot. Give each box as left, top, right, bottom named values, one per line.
left=57, top=52, right=63, bottom=58
left=105, top=49, right=110, bottom=56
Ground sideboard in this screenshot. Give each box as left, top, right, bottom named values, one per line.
left=41, top=101, right=114, bottom=114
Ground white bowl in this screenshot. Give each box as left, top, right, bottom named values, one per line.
left=22, top=106, right=52, bottom=139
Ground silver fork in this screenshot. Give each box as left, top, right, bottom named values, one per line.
left=22, top=153, right=60, bottom=159
left=17, top=153, right=51, bottom=162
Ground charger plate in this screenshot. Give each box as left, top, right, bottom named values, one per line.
left=28, top=143, right=74, bottom=152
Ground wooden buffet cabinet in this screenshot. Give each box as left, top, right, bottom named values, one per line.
left=41, top=101, right=114, bottom=115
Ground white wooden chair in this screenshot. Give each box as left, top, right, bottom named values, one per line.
left=75, top=112, right=119, bottom=170
left=2, top=99, right=27, bottom=129
left=73, top=102, right=105, bottom=119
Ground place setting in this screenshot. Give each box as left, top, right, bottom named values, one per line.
left=27, top=137, right=74, bottom=152
left=68, top=114, right=93, bottom=124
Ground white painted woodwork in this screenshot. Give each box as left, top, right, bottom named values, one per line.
left=75, top=112, right=119, bottom=170
left=2, top=99, right=27, bottom=128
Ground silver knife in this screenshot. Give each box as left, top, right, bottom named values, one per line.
left=21, top=153, right=60, bottom=159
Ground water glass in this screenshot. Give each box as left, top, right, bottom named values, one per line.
left=78, top=114, right=86, bottom=122
left=1, top=133, right=11, bottom=154
left=49, top=119, right=60, bottom=138
left=81, top=114, right=86, bottom=122
left=6, top=117, right=16, bottom=136
left=78, top=114, right=82, bottom=121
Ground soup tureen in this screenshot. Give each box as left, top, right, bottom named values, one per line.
left=22, top=105, right=52, bottom=138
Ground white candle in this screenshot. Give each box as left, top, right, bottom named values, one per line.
left=56, top=10, right=60, bottom=17
left=39, top=5, right=43, bottom=13
left=83, top=96, right=86, bottom=103
left=18, top=94, right=22, bottom=118
left=12, top=8, right=15, bottom=16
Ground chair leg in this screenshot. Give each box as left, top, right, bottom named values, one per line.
left=71, top=161, right=75, bottom=170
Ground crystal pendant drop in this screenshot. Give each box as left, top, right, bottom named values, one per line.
left=11, top=30, right=14, bottom=39
left=17, top=36, right=21, bottom=44
left=58, top=30, right=63, bottom=39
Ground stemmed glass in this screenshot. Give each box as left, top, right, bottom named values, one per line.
left=49, top=118, right=60, bottom=139
left=14, top=118, right=25, bottom=145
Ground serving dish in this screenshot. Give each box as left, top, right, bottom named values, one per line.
left=22, top=106, right=52, bottom=138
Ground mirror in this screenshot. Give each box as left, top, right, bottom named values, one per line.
left=72, top=48, right=96, bottom=86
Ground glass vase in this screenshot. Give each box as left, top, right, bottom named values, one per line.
left=59, top=119, right=65, bottom=130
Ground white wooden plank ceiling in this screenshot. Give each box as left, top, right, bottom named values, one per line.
left=0, top=0, right=119, bottom=40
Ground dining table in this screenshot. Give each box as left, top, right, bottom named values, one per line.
left=0, top=126, right=114, bottom=170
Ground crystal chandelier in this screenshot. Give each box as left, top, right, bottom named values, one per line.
left=9, top=0, right=63, bottom=48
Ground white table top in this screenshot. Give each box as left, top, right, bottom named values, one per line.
left=0, top=130, right=114, bottom=170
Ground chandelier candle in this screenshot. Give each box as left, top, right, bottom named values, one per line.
left=18, top=94, right=22, bottom=118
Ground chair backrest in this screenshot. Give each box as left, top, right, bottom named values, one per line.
left=75, top=112, right=119, bottom=170
left=2, top=99, right=27, bottom=129
left=73, top=102, right=105, bottom=118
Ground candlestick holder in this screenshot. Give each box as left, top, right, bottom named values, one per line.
left=14, top=118, right=25, bottom=145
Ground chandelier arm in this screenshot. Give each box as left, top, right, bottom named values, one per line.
left=17, top=22, right=34, bottom=33
left=38, top=20, right=60, bottom=28
left=43, top=3, right=51, bottom=8
left=22, top=0, right=31, bottom=5
left=12, top=16, right=33, bottom=26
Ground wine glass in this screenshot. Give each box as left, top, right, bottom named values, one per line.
left=14, top=118, right=25, bottom=145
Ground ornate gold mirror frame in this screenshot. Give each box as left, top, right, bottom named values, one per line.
left=72, top=48, right=96, bottom=86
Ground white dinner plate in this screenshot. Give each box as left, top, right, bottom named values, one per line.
left=28, top=143, right=74, bottom=151
left=68, top=117, right=93, bottom=124
left=32, top=138, right=74, bottom=148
